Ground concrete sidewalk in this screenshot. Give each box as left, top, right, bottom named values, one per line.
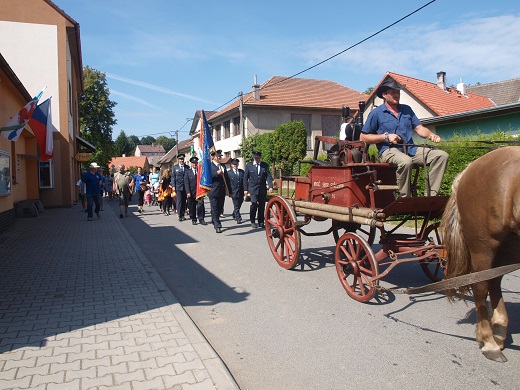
left=0, top=202, right=238, bottom=390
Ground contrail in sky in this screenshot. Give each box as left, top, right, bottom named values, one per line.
left=110, top=89, right=164, bottom=110
left=106, top=73, right=217, bottom=105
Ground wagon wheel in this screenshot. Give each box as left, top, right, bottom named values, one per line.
left=265, top=196, right=301, bottom=270
left=332, top=220, right=376, bottom=246
left=419, top=222, right=446, bottom=282
left=335, top=232, right=379, bottom=302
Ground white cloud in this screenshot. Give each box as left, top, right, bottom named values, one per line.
left=106, top=73, right=217, bottom=104
left=300, top=14, right=520, bottom=85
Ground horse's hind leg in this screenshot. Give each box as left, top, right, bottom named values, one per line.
left=473, top=280, right=508, bottom=362
left=489, top=276, right=508, bottom=350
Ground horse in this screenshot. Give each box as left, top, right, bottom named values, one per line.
left=441, top=146, right=520, bottom=362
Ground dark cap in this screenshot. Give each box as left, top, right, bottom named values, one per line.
left=189, top=156, right=199, bottom=163
left=231, top=158, right=239, bottom=165
left=211, top=149, right=223, bottom=157
left=253, top=151, right=261, bottom=158
left=376, top=79, right=405, bottom=99
left=178, top=153, right=185, bottom=159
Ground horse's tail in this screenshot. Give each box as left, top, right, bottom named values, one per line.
left=441, top=171, right=471, bottom=300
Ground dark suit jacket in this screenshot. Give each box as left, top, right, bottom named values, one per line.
left=228, top=168, right=244, bottom=198
left=172, top=163, right=186, bottom=192
left=184, top=167, right=198, bottom=197
left=208, top=162, right=229, bottom=198
left=243, top=161, right=273, bottom=196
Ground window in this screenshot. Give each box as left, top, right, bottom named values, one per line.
left=291, top=114, right=312, bottom=150
left=39, top=160, right=54, bottom=189
left=224, top=120, right=230, bottom=139
left=214, top=124, right=220, bottom=141
left=233, top=117, right=240, bottom=136
left=322, top=115, right=341, bottom=150
left=0, top=151, right=11, bottom=196
left=234, top=149, right=241, bottom=158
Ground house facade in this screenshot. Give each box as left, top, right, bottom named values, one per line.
left=0, top=0, right=84, bottom=208
left=188, top=76, right=368, bottom=167
left=0, top=55, right=41, bottom=231
left=135, top=144, right=166, bottom=157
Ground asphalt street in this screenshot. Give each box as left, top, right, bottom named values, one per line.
left=111, top=197, right=520, bottom=390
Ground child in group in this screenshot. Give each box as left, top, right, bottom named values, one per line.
left=144, top=186, right=153, bottom=206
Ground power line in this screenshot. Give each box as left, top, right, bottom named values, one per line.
left=132, top=0, right=437, bottom=139
left=212, top=0, right=436, bottom=111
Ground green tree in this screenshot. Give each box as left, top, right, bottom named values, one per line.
left=364, top=87, right=374, bottom=95
left=127, top=135, right=140, bottom=156
left=80, top=66, right=117, bottom=166
left=114, top=130, right=133, bottom=156
left=155, top=135, right=176, bottom=152
left=140, top=136, right=156, bottom=145
left=240, top=133, right=275, bottom=165
left=272, top=121, right=307, bottom=175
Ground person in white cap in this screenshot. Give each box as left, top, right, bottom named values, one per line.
left=81, top=162, right=103, bottom=221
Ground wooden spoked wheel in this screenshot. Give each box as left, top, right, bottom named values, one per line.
left=419, top=222, right=446, bottom=282
left=265, top=196, right=301, bottom=270
left=335, top=232, right=379, bottom=302
left=332, top=220, right=376, bottom=246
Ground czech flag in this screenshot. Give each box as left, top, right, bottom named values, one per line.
left=29, top=97, right=54, bottom=162
left=195, top=110, right=215, bottom=200
left=1, top=88, right=45, bottom=142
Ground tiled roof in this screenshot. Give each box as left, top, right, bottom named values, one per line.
left=109, top=156, right=148, bottom=169
left=466, top=78, right=520, bottom=106
left=212, top=76, right=368, bottom=119
left=384, top=72, right=495, bottom=116
left=136, top=144, right=166, bottom=154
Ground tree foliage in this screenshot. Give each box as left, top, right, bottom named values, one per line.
left=140, top=136, right=156, bottom=145
left=80, top=66, right=116, bottom=167
left=272, top=121, right=307, bottom=175
left=155, top=135, right=177, bottom=152
left=113, top=130, right=133, bottom=157
left=240, top=133, right=275, bottom=165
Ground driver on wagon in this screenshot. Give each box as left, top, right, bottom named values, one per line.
left=360, top=79, right=449, bottom=197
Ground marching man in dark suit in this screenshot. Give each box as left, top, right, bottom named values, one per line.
left=243, top=151, right=273, bottom=229
left=184, top=156, right=207, bottom=226
left=172, top=153, right=187, bottom=221
left=208, top=150, right=229, bottom=233
left=227, top=158, right=244, bottom=224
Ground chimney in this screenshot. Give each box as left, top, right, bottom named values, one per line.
left=436, top=71, right=446, bottom=91
left=456, top=78, right=467, bottom=96
left=252, top=74, right=260, bottom=100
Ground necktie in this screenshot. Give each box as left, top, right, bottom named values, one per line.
left=234, top=169, right=238, bottom=176
left=256, top=164, right=260, bottom=175
left=193, top=169, right=196, bottom=176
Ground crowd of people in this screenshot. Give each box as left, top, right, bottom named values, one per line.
left=76, top=151, right=273, bottom=233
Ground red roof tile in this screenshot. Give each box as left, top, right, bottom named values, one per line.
left=384, top=72, right=495, bottom=116
left=212, top=76, right=368, bottom=119
left=136, top=144, right=166, bottom=154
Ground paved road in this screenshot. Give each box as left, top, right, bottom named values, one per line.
left=113, top=198, right=520, bottom=390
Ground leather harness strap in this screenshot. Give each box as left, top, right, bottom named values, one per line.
left=393, top=263, right=520, bottom=295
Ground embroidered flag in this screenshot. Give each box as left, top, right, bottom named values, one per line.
left=0, top=88, right=45, bottom=142
left=195, top=110, right=215, bottom=200
left=28, top=97, right=54, bottom=162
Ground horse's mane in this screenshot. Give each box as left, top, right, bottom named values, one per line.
left=441, top=168, right=472, bottom=300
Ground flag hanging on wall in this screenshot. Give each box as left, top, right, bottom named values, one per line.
left=195, top=110, right=215, bottom=200
left=0, top=88, right=45, bottom=142
left=29, top=97, right=54, bottom=162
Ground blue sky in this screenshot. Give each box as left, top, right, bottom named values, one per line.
left=51, top=0, right=520, bottom=141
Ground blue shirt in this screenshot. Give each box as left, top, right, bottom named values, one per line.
left=361, top=103, right=421, bottom=157
left=149, top=172, right=160, bottom=184
left=133, top=174, right=147, bottom=191
left=81, top=171, right=102, bottom=195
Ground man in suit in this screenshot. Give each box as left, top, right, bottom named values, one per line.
left=228, top=158, right=244, bottom=224
left=243, top=151, right=273, bottom=229
left=208, top=150, right=229, bottom=233
left=172, top=153, right=187, bottom=221
left=184, top=156, right=207, bottom=225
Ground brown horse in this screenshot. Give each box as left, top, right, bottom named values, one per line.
left=441, top=146, right=520, bottom=362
